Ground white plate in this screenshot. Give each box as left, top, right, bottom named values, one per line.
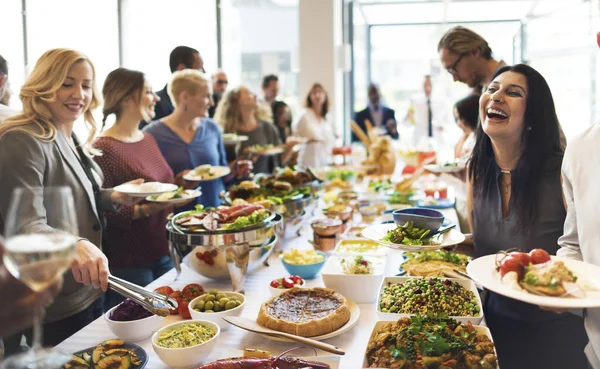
left=249, top=147, right=285, bottom=156
left=362, top=321, right=497, bottom=368
left=361, top=223, right=466, bottom=251
left=259, top=299, right=360, bottom=342
left=467, top=255, right=600, bottom=308
left=145, top=189, right=202, bottom=204
left=183, top=166, right=231, bottom=182
left=113, top=182, right=178, bottom=197
left=375, top=276, right=484, bottom=325
left=425, top=163, right=465, bottom=173
left=223, top=134, right=248, bottom=145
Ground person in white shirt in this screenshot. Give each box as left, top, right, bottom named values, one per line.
left=0, top=55, right=19, bottom=122
left=293, top=83, right=336, bottom=168
left=557, top=124, right=600, bottom=369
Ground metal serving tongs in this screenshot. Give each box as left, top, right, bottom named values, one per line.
left=107, top=275, right=178, bottom=317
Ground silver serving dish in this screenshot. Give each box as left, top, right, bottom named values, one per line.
left=167, top=213, right=282, bottom=292
left=180, top=235, right=278, bottom=292
left=278, top=210, right=306, bottom=240
left=222, top=192, right=313, bottom=218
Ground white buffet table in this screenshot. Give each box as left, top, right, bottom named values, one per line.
left=56, top=208, right=460, bottom=369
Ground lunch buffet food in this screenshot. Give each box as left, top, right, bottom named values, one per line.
left=402, top=251, right=471, bottom=277
left=365, top=316, right=497, bottom=369
left=173, top=204, right=271, bottom=232
left=257, top=287, right=351, bottom=337
left=192, top=290, right=244, bottom=313
left=62, top=339, right=143, bottom=369
left=383, top=221, right=441, bottom=246
left=154, top=322, right=216, bottom=348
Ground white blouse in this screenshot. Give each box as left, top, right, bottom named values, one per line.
left=293, top=109, right=335, bottom=168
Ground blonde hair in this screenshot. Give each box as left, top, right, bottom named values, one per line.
left=101, top=68, right=147, bottom=129
left=0, top=48, right=101, bottom=154
left=213, top=86, right=272, bottom=133
left=437, top=26, right=493, bottom=59
left=168, top=69, right=210, bottom=107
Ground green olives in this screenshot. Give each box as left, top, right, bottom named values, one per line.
left=192, top=291, right=243, bottom=313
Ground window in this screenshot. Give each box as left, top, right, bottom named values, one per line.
left=121, top=0, right=218, bottom=90
left=0, top=0, right=25, bottom=110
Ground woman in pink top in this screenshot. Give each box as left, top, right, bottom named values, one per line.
left=93, top=68, right=192, bottom=310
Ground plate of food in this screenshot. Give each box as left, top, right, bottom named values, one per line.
left=146, top=188, right=201, bottom=204
left=363, top=316, right=498, bottom=369
left=256, top=287, right=360, bottom=342
left=222, top=133, right=248, bottom=145
left=247, top=144, right=285, bottom=156
left=416, top=197, right=455, bottom=209
left=113, top=182, right=178, bottom=197
left=425, top=160, right=466, bottom=173
left=172, top=204, right=275, bottom=233
left=61, top=339, right=148, bottom=369
left=376, top=276, right=484, bottom=324
left=361, top=222, right=465, bottom=251
left=183, top=165, right=231, bottom=182
left=400, top=250, right=471, bottom=277
left=467, top=251, right=600, bottom=308
left=198, top=348, right=339, bottom=369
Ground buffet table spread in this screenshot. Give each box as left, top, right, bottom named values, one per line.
left=56, top=208, right=461, bottom=369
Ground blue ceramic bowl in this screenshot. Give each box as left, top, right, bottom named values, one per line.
left=281, top=251, right=327, bottom=280
left=392, top=208, right=444, bottom=233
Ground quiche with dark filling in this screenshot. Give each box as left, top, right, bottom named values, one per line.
left=257, top=287, right=351, bottom=337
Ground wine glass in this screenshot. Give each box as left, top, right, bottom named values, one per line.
left=1, top=187, right=78, bottom=369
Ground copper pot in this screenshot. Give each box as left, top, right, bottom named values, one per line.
left=311, top=218, right=343, bottom=237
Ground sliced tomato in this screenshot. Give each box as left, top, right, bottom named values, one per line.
left=182, top=283, right=204, bottom=299
left=178, top=297, right=192, bottom=319
left=168, top=291, right=182, bottom=315
left=154, top=286, right=174, bottom=295
left=402, top=165, right=416, bottom=175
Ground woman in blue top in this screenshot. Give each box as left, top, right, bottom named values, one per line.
left=144, top=70, right=251, bottom=209
left=467, top=64, right=588, bottom=369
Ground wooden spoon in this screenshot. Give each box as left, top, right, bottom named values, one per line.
left=223, top=316, right=345, bottom=355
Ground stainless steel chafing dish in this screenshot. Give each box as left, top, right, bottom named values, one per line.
left=222, top=192, right=313, bottom=218
left=167, top=212, right=283, bottom=292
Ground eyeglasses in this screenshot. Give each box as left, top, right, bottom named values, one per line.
left=216, top=79, right=228, bottom=85
left=447, top=52, right=467, bottom=75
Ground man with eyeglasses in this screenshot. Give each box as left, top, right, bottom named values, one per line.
left=208, top=70, right=228, bottom=118
left=438, top=26, right=506, bottom=93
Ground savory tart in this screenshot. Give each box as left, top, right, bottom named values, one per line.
left=257, top=287, right=351, bottom=337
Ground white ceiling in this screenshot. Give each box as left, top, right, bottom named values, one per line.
left=356, top=0, right=587, bottom=25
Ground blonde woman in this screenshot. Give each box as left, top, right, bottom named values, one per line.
left=93, top=68, right=192, bottom=310
left=214, top=86, right=297, bottom=173
left=293, top=83, right=336, bottom=168
left=0, top=49, right=140, bottom=350
left=144, top=70, right=251, bottom=207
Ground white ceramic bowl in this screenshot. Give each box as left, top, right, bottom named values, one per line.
left=104, top=304, right=165, bottom=342
left=188, top=292, right=245, bottom=332
left=152, top=320, right=220, bottom=369
left=375, top=276, right=484, bottom=325
left=321, top=255, right=387, bottom=303
left=268, top=277, right=306, bottom=297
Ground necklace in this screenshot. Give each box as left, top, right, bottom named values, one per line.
left=500, top=176, right=511, bottom=194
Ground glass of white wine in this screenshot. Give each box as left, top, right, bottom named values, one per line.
left=1, top=187, right=78, bottom=369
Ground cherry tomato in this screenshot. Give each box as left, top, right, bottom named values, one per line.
left=270, top=280, right=280, bottom=288
left=529, top=248, right=551, bottom=265
left=402, top=165, right=416, bottom=175
left=178, top=296, right=192, bottom=319
left=168, top=291, right=182, bottom=315
left=290, top=275, right=304, bottom=285
left=154, top=286, right=174, bottom=295
left=282, top=277, right=295, bottom=289
left=500, top=255, right=524, bottom=279
left=509, top=252, right=531, bottom=267
left=182, top=284, right=204, bottom=299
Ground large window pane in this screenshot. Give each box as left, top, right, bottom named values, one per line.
left=121, top=0, right=218, bottom=91
left=0, top=0, right=25, bottom=110
left=221, top=0, right=299, bottom=112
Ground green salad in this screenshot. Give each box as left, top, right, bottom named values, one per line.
left=326, top=169, right=356, bottom=181
left=220, top=208, right=270, bottom=230
left=404, top=250, right=471, bottom=266
left=387, top=190, right=414, bottom=205
left=382, top=221, right=439, bottom=246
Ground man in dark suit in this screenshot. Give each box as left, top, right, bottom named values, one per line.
left=208, top=69, right=228, bottom=118
left=352, top=83, right=398, bottom=142
left=149, top=46, right=205, bottom=125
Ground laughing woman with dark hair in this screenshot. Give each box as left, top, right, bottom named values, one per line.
left=467, top=64, right=588, bottom=369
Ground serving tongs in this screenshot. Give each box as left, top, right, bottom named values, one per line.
left=107, top=275, right=178, bottom=317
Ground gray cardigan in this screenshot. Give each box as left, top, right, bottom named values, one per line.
left=0, top=125, right=116, bottom=323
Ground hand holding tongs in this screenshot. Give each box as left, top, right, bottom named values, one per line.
left=107, top=275, right=178, bottom=317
